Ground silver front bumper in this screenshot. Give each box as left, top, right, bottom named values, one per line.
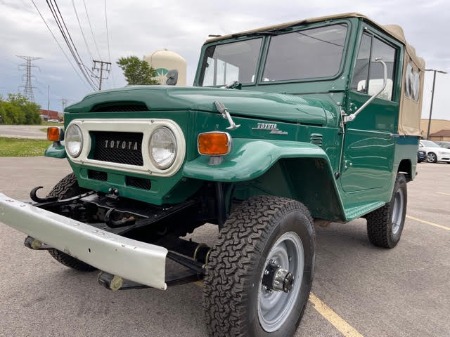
left=0, top=193, right=168, bottom=290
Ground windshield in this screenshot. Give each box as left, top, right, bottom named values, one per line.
left=198, top=23, right=348, bottom=86
left=199, top=38, right=262, bottom=86
left=263, top=24, right=348, bottom=81
left=421, top=140, right=441, bottom=148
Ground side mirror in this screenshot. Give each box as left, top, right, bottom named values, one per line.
left=166, top=69, right=178, bottom=86
left=344, top=58, right=388, bottom=123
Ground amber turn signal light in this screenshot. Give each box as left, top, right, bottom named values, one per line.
left=47, top=127, right=63, bottom=141
left=198, top=132, right=231, bottom=156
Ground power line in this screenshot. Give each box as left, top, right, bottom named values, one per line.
left=104, top=0, right=115, bottom=87
left=72, top=0, right=94, bottom=61
left=17, top=55, right=41, bottom=102
left=31, top=0, right=112, bottom=91
left=45, top=0, right=98, bottom=89
left=30, top=0, right=90, bottom=90
left=83, top=0, right=102, bottom=60
left=104, top=0, right=111, bottom=63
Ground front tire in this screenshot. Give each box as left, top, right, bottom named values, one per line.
left=427, top=152, right=437, bottom=163
left=46, top=173, right=96, bottom=272
left=366, top=174, right=407, bottom=248
left=203, top=196, right=315, bottom=337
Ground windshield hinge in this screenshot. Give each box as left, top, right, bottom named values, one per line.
left=214, top=101, right=240, bottom=130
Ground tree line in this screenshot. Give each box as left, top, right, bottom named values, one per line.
left=117, top=56, right=159, bottom=85
left=0, top=94, right=41, bottom=125
left=0, top=56, right=160, bottom=125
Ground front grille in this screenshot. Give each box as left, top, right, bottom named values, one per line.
left=92, top=131, right=144, bottom=166
left=126, top=176, right=152, bottom=190
left=88, top=169, right=107, bottom=181
left=90, top=102, right=148, bottom=112
left=310, top=133, right=323, bottom=147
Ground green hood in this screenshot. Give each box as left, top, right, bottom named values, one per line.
left=66, top=86, right=337, bottom=126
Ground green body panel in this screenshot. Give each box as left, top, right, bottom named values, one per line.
left=48, top=16, right=420, bottom=223
left=70, top=162, right=203, bottom=205
left=184, top=139, right=329, bottom=181
left=65, top=86, right=336, bottom=127
left=44, top=142, right=66, bottom=158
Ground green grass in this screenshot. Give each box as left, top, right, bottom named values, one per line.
left=0, top=137, right=50, bottom=157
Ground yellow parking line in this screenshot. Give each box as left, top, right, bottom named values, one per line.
left=309, top=293, right=364, bottom=337
left=406, top=215, right=450, bottom=231
left=436, top=192, right=450, bottom=196
left=196, top=282, right=363, bottom=336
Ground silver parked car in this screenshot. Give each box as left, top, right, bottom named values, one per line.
left=419, top=140, right=450, bottom=163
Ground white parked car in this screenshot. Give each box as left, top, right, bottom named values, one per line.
left=419, top=140, right=450, bottom=163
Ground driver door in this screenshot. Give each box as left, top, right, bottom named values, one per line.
left=340, top=31, right=400, bottom=193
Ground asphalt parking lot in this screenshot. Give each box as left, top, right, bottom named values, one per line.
left=0, top=157, right=449, bottom=337
left=0, top=125, right=47, bottom=139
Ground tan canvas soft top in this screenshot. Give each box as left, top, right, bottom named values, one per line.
left=383, top=24, right=425, bottom=136
left=208, top=12, right=425, bottom=136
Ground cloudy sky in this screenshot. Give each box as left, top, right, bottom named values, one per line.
left=1, top=0, right=449, bottom=120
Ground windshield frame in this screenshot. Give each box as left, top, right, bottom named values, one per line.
left=196, top=19, right=352, bottom=88
left=197, top=37, right=264, bottom=87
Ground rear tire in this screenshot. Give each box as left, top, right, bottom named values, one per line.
left=46, top=173, right=96, bottom=272
left=366, top=174, right=407, bottom=248
left=203, top=196, right=315, bottom=337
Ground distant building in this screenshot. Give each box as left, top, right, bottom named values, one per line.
left=420, top=119, right=450, bottom=140
left=429, top=129, right=450, bottom=141
left=40, top=109, right=61, bottom=121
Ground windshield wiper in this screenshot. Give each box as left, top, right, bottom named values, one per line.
left=224, top=81, right=242, bottom=90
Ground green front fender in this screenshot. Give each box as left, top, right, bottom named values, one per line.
left=44, top=142, right=67, bottom=159
left=183, top=139, right=346, bottom=221
left=183, top=139, right=330, bottom=182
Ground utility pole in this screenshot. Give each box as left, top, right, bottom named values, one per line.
left=60, top=98, right=68, bottom=112
left=92, top=60, right=111, bottom=90
left=17, top=55, right=41, bottom=101
left=47, top=85, right=51, bottom=111
left=425, top=69, right=447, bottom=139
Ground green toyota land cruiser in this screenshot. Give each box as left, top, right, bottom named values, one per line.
left=0, top=13, right=424, bottom=337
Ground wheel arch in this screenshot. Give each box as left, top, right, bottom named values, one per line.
left=183, top=139, right=346, bottom=222
left=231, top=157, right=346, bottom=222
left=398, top=158, right=413, bottom=182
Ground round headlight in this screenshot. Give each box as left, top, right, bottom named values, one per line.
left=65, top=124, right=83, bottom=158
left=149, top=127, right=177, bottom=169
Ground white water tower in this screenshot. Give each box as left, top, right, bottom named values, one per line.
left=144, top=49, right=187, bottom=86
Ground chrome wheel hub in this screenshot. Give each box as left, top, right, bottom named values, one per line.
left=257, top=232, right=304, bottom=332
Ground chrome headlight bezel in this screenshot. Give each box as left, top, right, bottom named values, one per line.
left=64, top=119, right=185, bottom=177
left=148, top=126, right=177, bottom=170
left=65, top=124, right=84, bottom=158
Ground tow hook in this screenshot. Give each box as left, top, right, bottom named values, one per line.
left=30, top=186, right=57, bottom=203
left=262, top=260, right=295, bottom=293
